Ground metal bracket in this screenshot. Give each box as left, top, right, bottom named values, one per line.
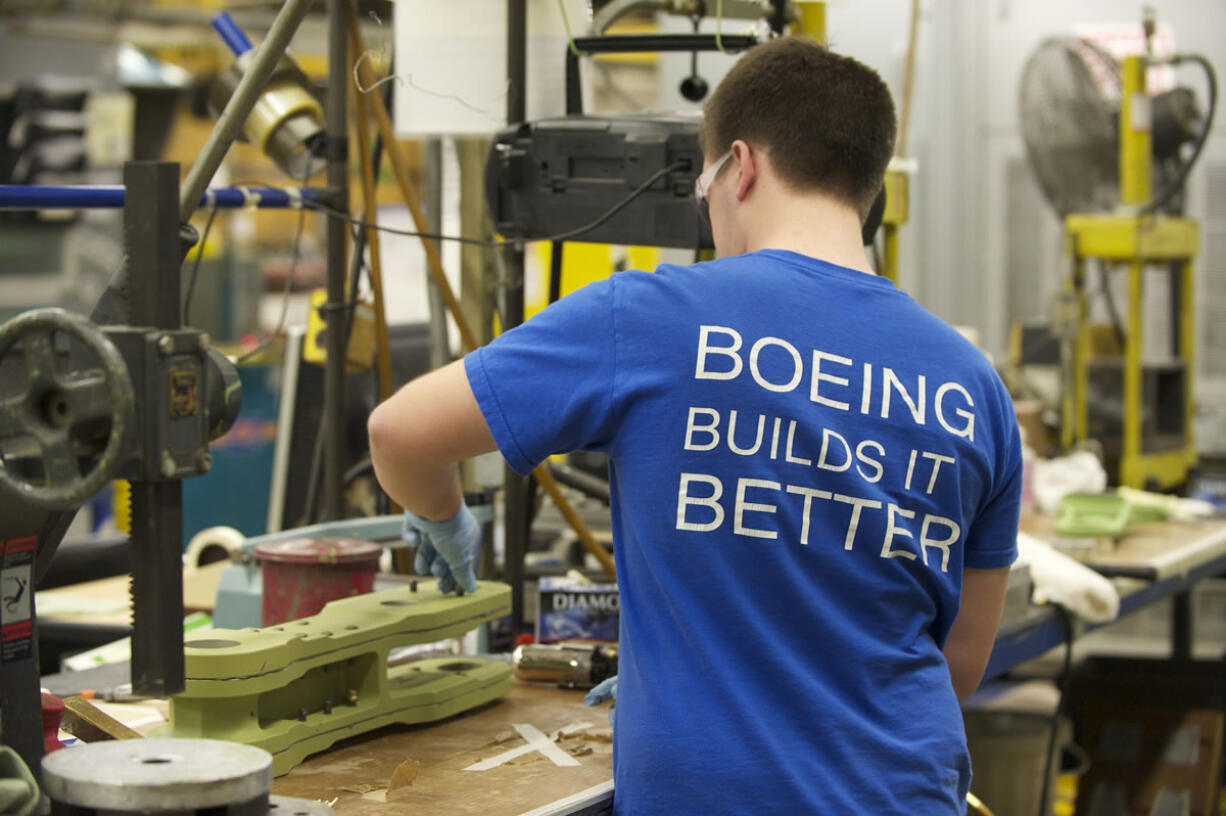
left=158, top=582, right=512, bottom=775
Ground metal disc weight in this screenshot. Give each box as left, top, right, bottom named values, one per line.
left=41, top=738, right=272, bottom=812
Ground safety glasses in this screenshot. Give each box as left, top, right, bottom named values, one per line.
left=694, top=149, right=733, bottom=226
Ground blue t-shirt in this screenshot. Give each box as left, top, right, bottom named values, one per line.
left=465, top=249, right=1021, bottom=814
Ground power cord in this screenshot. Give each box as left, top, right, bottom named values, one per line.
left=1037, top=605, right=1076, bottom=816
left=1140, top=54, right=1217, bottom=216
left=303, top=160, right=689, bottom=248
left=301, top=78, right=392, bottom=525
left=235, top=198, right=308, bottom=364
left=183, top=205, right=218, bottom=325
left=1097, top=260, right=1127, bottom=353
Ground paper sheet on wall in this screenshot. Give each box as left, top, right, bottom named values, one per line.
left=393, top=0, right=590, bottom=136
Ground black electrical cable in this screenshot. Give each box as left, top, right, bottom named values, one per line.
left=1037, top=606, right=1076, bottom=816
left=183, top=204, right=218, bottom=326
left=301, top=230, right=373, bottom=526
left=1097, top=260, right=1127, bottom=352
left=549, top=240, right=564, bottom=304
left=303, top=161, right=689, bottom=248
left=185, top=176, right=304, bottom=329
left=1140, top=54, right=1217, bottom=216
left=235, top=198, right=308, bottom=364
left=303, top=202, right=501, bottom=247
left=302, top=80, right=391, bottom=525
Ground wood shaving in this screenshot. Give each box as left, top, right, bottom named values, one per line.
left=576, top=731, right=613, bottom=744
left=387, top=758, right=421, bottom=797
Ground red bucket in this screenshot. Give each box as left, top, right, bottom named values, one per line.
left=256, top=537, right=382, bottom=626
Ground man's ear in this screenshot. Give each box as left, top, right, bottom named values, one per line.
left=731, top=139, right=756, bottom=202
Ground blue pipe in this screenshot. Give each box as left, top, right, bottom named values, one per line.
left=0, top=185, right=323, bottom=211
left=212, top=11, right=254, bottom=56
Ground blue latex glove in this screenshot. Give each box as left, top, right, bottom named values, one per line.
left=584, top=675, right=617, bottom=726
left=403, top=505, right=481, bottom=594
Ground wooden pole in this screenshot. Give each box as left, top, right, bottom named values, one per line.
left=349, top=42, right=394, bottom=403
left=535, top=466, right=617, bottom=577
left=348, top=8, right=479, bottom=352
left=896, top=0, right=921, bottom=156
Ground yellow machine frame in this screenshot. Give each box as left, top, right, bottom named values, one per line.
left=1060, top=55, right=1199, bottom=489
left=880, top=168, right=909, bottom=286
left=795, top=2, right=909, bottom=286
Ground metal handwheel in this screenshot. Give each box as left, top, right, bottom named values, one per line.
left=0, top=308, right=134, bottom=509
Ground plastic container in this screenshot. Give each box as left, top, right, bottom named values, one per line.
left=255, top=537, right=381, bottom=625
left=963, top=710, right=1069, bottom=816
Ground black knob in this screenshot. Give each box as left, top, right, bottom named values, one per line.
left=680, top=74, right=709, bottom=102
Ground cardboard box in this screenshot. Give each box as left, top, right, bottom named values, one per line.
left=537, top=577, right=618, bottom=642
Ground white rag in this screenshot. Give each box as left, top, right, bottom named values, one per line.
left=1015, top=532, right=1120, bottom=623
left=1032, top=451, right=1108, bottom=514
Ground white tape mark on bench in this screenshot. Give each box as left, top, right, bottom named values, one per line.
left=463, top=721, right=593, bottom=771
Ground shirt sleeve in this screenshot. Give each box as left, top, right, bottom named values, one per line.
left=962, top=386, right=1023, bottom=570
left=464, top=277, right=618, bottom=476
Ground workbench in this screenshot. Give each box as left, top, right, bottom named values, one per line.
left=36, top=516, right=1226, bottom=814
left=270, top=682, right=613, bottom=816
left=985, top=517, right=1226, bottom=679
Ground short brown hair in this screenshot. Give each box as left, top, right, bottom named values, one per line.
left=701, top=37, right=896, bottom=219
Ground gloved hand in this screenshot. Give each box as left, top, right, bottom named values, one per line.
left=0, top=746, right=39, bottom=816
left=403, top=505, right=481, bottom=594
left=584, top=675, right=617, bottom=726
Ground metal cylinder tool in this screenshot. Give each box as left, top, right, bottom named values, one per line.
left=512, top=642, right=618, bottom=689
left=209, top=12, right=326, bottom=182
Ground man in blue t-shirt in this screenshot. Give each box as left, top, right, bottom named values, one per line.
left=370, top=37, right=1021, bottom=814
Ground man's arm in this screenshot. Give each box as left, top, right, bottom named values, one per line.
left=368, top=359, right=497, bottom=521
left=943, top=566, right=1010, bottom=701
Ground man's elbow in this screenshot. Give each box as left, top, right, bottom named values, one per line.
left=368, top=400, right=408, bottom=465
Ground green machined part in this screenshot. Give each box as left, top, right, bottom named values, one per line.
left=155, top=581, right=511, bottom=776
left=1055, top=492, right=1170, bottom=538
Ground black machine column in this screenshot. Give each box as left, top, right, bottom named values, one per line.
left=123, top=162, right=187, bottom=697
left=502, top=0, right=529, bottom=635
left=320, top=0, right=350, bottom=521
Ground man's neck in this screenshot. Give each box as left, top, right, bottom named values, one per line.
left=743, top=191, right=874, bottom=275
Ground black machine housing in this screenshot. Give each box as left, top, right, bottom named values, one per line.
left=485, top=113, right=887, bottom=251
left=486, top=114, right=710, bottom=250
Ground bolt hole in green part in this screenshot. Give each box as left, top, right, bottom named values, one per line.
left=140, top=757, right=173, bottom=765
left=185, top=639, right=241, bottom=649
left=437, top=662, right=480, bottom=672
left=344, top=625, right=358, bottom=630
left=380, top=600, right=415, bottom=607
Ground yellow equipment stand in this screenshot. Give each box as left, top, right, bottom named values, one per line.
left=880, top=168, right=909, bottom=286
left=795, top=2, right=910, bottom=287
left=1060, top=55, right=1199, bottom=489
